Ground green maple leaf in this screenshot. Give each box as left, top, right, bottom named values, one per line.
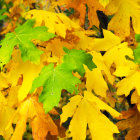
left=0, top=19, right=55, bottom=67
left=63, top=47, right=96, bottom=76
left=30, top=63, right=81, bottom=113
left=133, top=34, right=140, bottom=64
left=30, top=48, right=96, bottom=113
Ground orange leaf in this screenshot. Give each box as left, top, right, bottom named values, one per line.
left=31, top=114, right=58, bottom=140
left=7, top=96, right=58, bottom=140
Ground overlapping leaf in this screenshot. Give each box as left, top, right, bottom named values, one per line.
left=1, top=1, right=140, bottom=140
left=63, top=47, right=96, bottom=76
left=0, top=93, right=15, bottom=140
left=30, top=48, right=96, bottom=113
left=61, top=91, right=120, bottom=140
left=3, top=50, right=43, bottom=102
left=0, top=19, right=55, bottom=67
left=117, top=71, right=140, bottom=96
left=85, top=51, right=114, bottom=97
left=30, top=63, right=81, bottom=113
left=105, top=0, right=140, bottom=38
left=117, top=107, right=140, bottom=140
left=104, top=42, right=137, bottom=77
left=54, top=0, right=104, bottom=27
left=90, top=30, right=121, bottom=52
left=6, top=96, right=58, bottom=140
left=25, top=10, right=80, bottom=38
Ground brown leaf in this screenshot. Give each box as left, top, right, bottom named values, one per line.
left=117, top=107, right=140, bottom=140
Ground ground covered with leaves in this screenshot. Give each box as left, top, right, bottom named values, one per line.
left=0, top=0, right=140, bottom=140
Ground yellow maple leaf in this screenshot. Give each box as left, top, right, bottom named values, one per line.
left=74, top=30, right=121, bottom=52
left=104, top=42, right=137, bottom=77
left=4, top=50, right=43, bottom=102
left=25, top=10, right=80, bottom=38
left=6, top=96, right=58, bottom=140
left=85, top=51, right=114, bottom=97
left=113, top=61, right=138, bottom=77
left=61, top=91, right=120, bottom=140
left=42, top=0, right=104, bottom=27
left=90, top=29, right=121, bottom=51
left=105, top=0, right=140, bottom=38
left=117, top=70, right=140, bottom=96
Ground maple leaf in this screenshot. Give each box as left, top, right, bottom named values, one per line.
left=31, top=114, right=58, bottom=140
left=91, top=29, right=121, bottom=52
left=104, top=42, right=137, bottom=77
left=61, top=91, right=120, bottom=140
left=0, top=19, right=55, bottom=67
left=30, top=63, right=81, bottom=113
left=55, top=0, right=104, bottom=27
left=25, top=10, right=80, bottom=38
left=30, top=48, right=96, bottom=112
left=105, top=0, right=140, bottom=38
left=3, top=50, right=43, bottom=102
left=104, top=42, right=133, bottom=69
left=85, top=51, right=114, bottom=97
left=116, top=106, right=140, bottom=140
left=117, top=70, right=140, bottom=96
left=63, top=47, right=96, bottom=76
left=6, top=96, right=58, bottom=140
left=74, top=30, right=120, bottom=52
